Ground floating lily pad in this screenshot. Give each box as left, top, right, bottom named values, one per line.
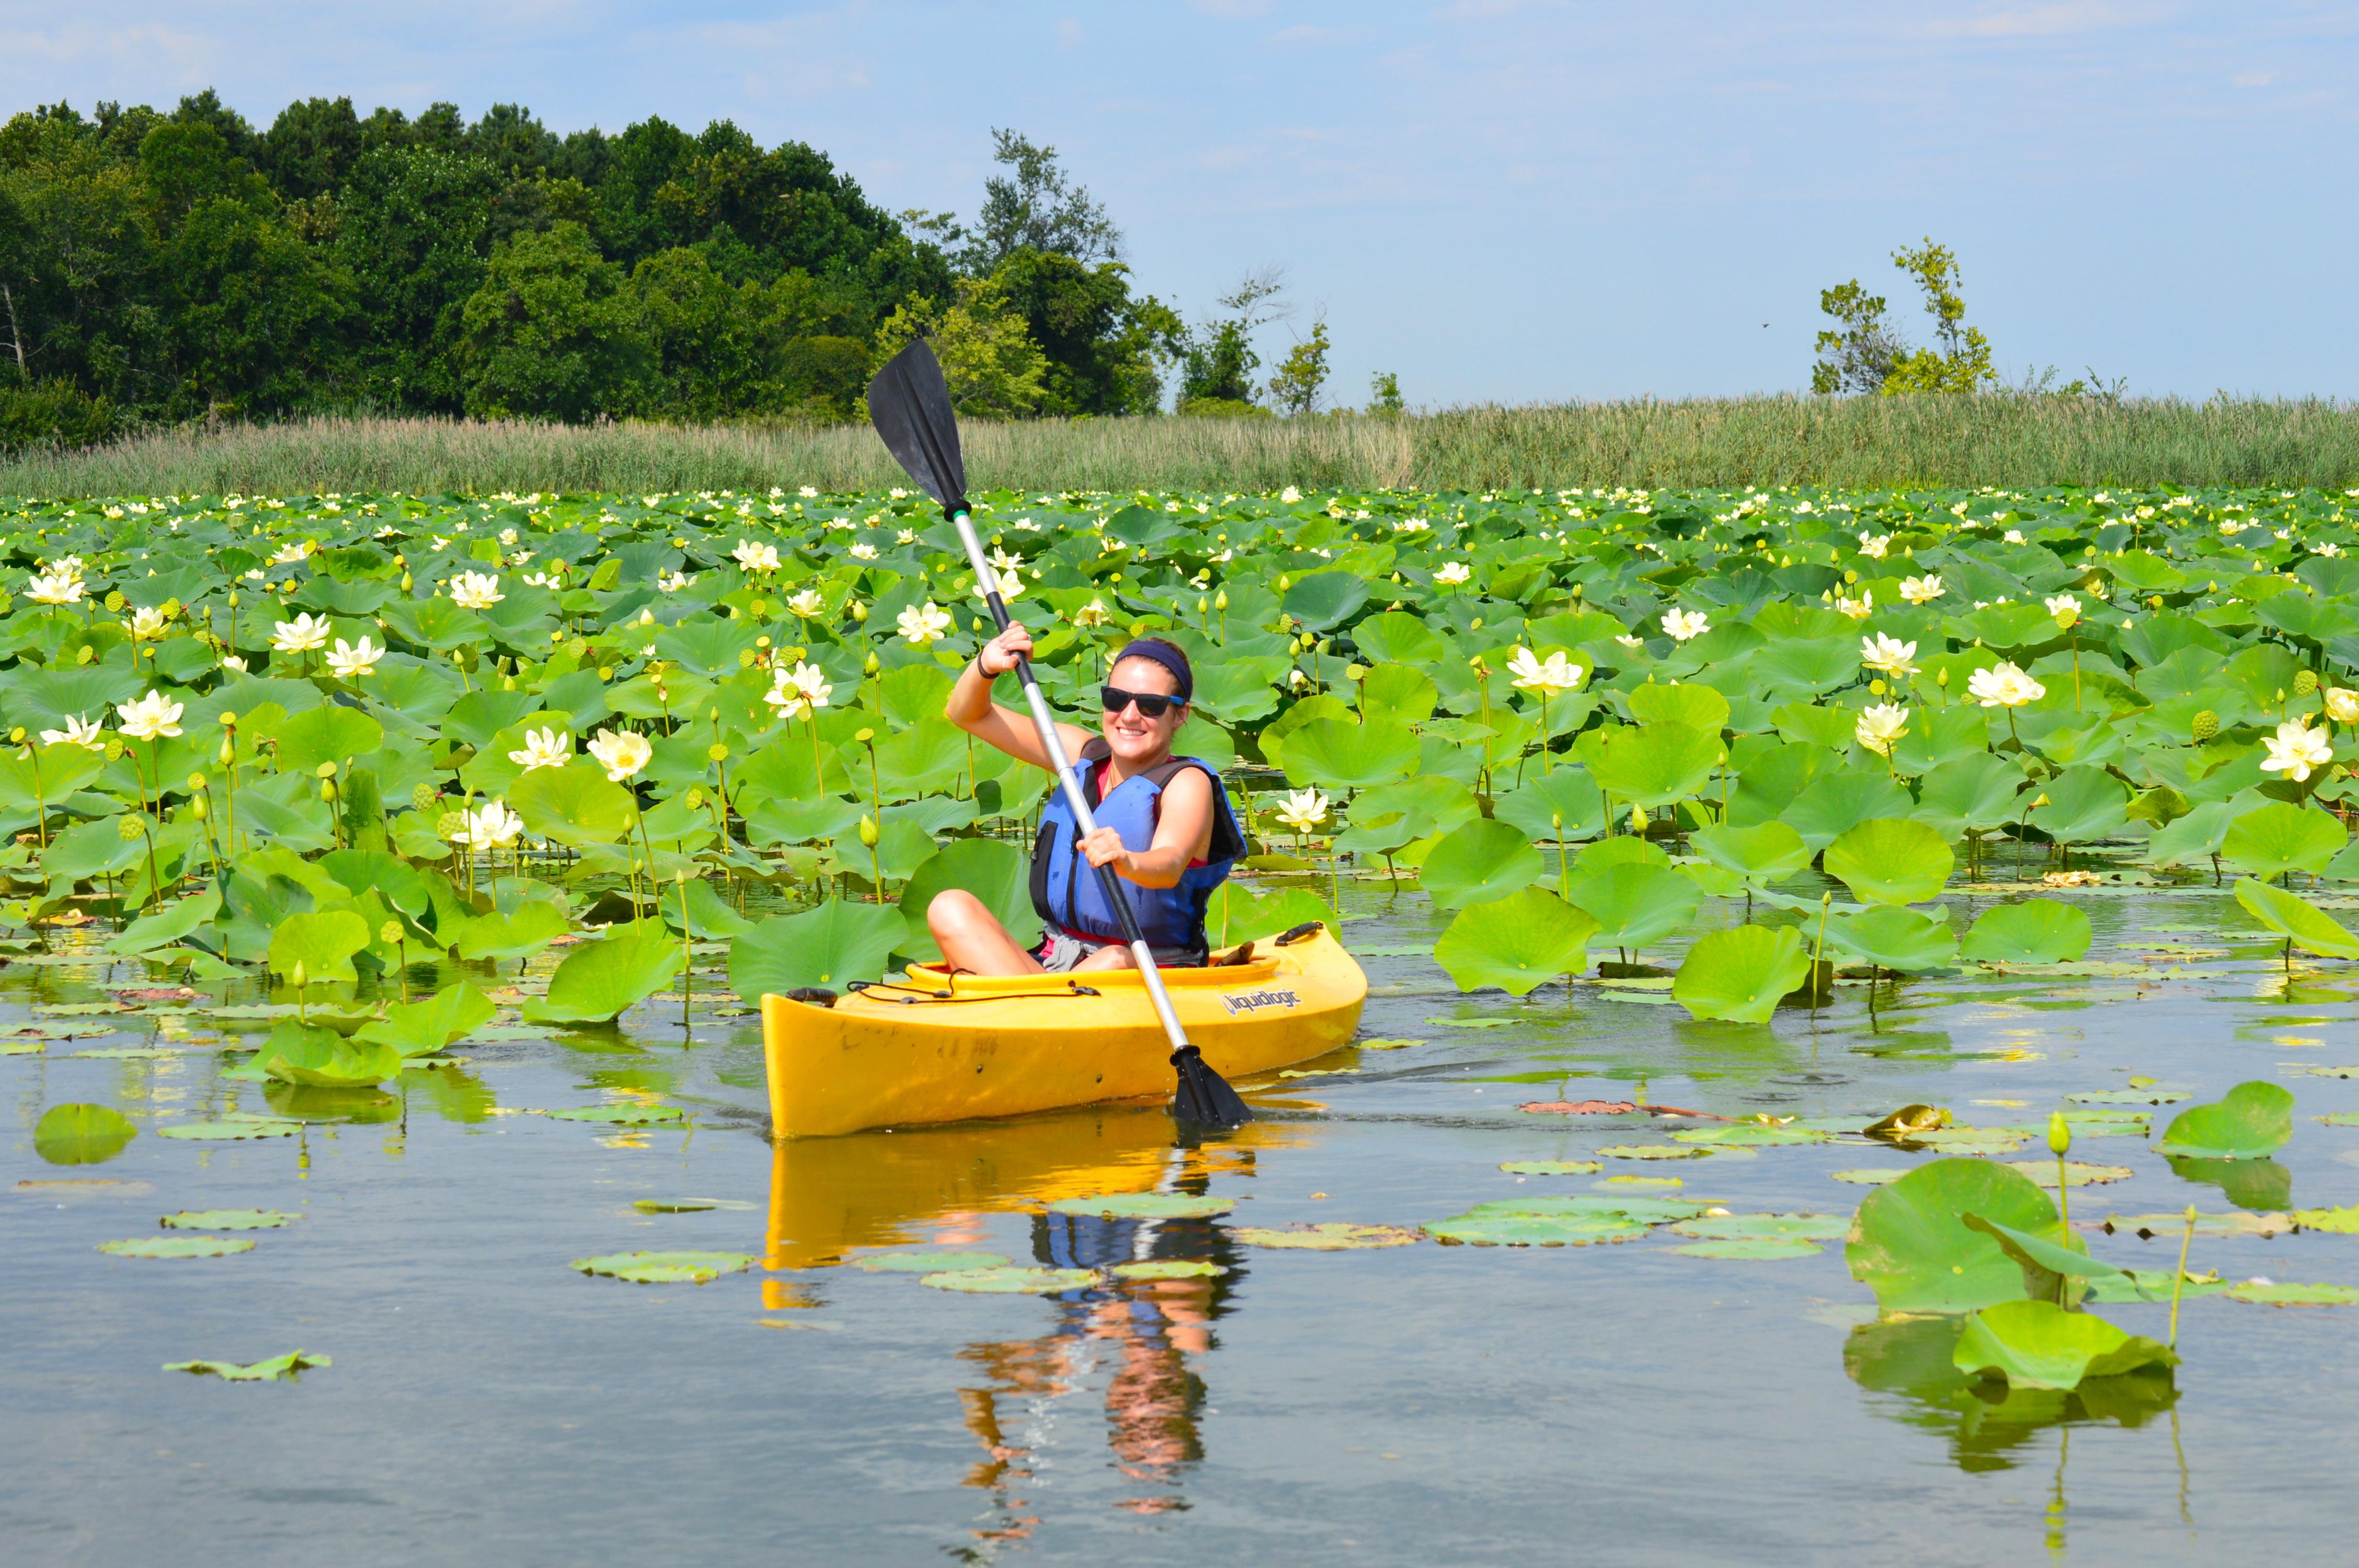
left=1598, top=1175, right=1685, bottom=1189
left=0, top=1041, right=42, bottom=1056
left=572, top=1250, right=753, bottom=1284
left=157, top=1120, right=299, bottom=1140
left=1670, top=1213, right=1850, bottom=1241
left=545, top=1104, right=688, bottom=1125
left=99, top=1235, right=254, bottom=1258
left=1229, top=1224, right=1421, bottom=1250
left=2289, top=1207, right=2359, bottom=1234
left=1596, top=1144, right=1715, bottom=1161
left=67, top=1046, right=184, bottom=1060
left=1831, top=1168, right=1909, bottom=1185
left=2007, top=1161, right=2136, bottom=1188
left=856, top=1251, right=1012, bottom=1272
left=2316, top=1113, right=2359, bottom=1126
left=2287, top=1064, right=2359, bottom=1078
left=2068, top=1087, right=2192, bottom=1105
left=1424, top=1017, right=1519, bottom=1029
left=39, top=1002, right=134, bottom=1017
left=1499, top=1160, right=1603, bottom=1175
left=1669, top=1125, right=1831, bottom=1146
left=1425, top=1212, right=1653, bottom=1247
left=1043, top=1193, right=1234, bottom=1219
left=1358, top=1038, right=1426, bottom=1050
left=161, top=1209, right=295, bottom=1230
left=920, top=1266, right=1102, bottom=1293
left=1110, top=1260, right=1227, bottom=1279
left=1674, top=1238, right=1824, bottom=1260
left=2226, top=1281, right=2359, bottom=1306
left=164, top=1351, right=329, bottom=1381
left=1954, top=1298, right=2178, bottom=1389
left=33, top=1102, right=138, bottom=1165
left=2158, top=1081, right=2294, bottom=1159
left=2107, top=1211, right=2294, bottom=1238
left=2085, top=1269, right=2231, bottom=1303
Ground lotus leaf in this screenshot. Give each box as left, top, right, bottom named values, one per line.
left=33, top=1102, right=138, bottom=1165
left=1204, top=884, right=1337, bottom=948
left=1499, top=1161, right=1604, bottom=1175
left=1675, top=1238, right=1823, bottom=1259
left=1911, top=752, right=2028, bottom=838
left=1960, top=899, right=2093, bottom=963
left=507, top=762, right=638, bottom=848
left=1782, top=772, right=1914, bottom=851
left=257, top=1019, right=403, bottom=1088
left=922, top=1266, right=1104, bottom=1293
left=1577, top=721, right=1722, bottom=810
left=545, top=1103, right=687, bottom=1125
left=1670, top=1214, right=1849, bottom=1240
left=267, top=910, right=371, bottom=984
left=1846, top=1157, right=2065, bottom=1313
left=1824, top=817, right=1954, bottom=906
left=1689, top=821, right=1811, bottom=889
left=1673, top=924, right=1812, bottom=1022
left=2221, top=801, right=2349, bottom=880
left=572, top=1250, right=754, bottom=1284
left=164, top=1351, right=329, bottom=1381
left=357, top=982, right=496, bottom=1058
left=1823, top=905, right=1959, bottom=972
left=2225, top=1281, right=2359, bottom=1306
left=1567, top=862, right=1702, bottom=956
left=1425, top=1213, right=1652, bottom=1247
left=2157, top=1080, right=2294, bottom=1159
left=524, top=921, right=686, bottom=1023
left=1435, top=887, right=1597, bottom=996
left=453, top=901, right=571, bottom=963
left=1230, top=1224, right=1422, bottom=1249
left=1418, top=818, right=1544, bottom=909
left=1953, top=1299, right=2178, bottom=1389
left=158, top=1120, right=299, bottom=1140
left=2233, top=879, right=2359, bottom=959
left=99, top=1236, right=255, bottom=1259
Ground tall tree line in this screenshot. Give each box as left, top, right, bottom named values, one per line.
left=0, top=93, right=1189, bottom=443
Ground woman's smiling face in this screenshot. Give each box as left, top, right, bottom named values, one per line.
left=1102, top=654, right=1185, bottom=763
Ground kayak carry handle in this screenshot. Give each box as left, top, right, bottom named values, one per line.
left=786, top=987, right=839, bottom=1008
left=1274, top=921, right=1325, bottom=947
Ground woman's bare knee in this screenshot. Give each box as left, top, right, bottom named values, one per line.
left=927, top=888, right=988, bottom=940
left=1075, top=943, right=1135, bottom=972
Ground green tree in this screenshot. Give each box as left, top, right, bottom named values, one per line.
left=1178, top=268, right=1286, bottom=411
left=1266, top=319, right=1331, bottom=414
left=336, top=146, right=501, bottom=412
left=632, top=246, right=770, bottom=420
left=155, top=194, right=353, bottom=416
left=1881, top=238, right=1994, bottom=395
left=254, top=97, right=363, bottom=203
left=988, top=247, right=1180, bottom=416
left=961, top=129, right=1121, bottom=273
left=1366, top=370, right=1403, bottom=414
left=457, top=220, right=648, bottom=420
left=1810, top=280, right=1901, bottom=394
left=871, top=274, right=1048, bottom=420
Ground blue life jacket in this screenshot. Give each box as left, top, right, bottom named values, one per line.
left=1029, top=739, right=1245, bottom=963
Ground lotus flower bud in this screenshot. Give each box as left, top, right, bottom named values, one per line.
left=320, top=780, right=337, bottom=802
left=1630, top=805, right=1646, bottom=833
left=863, top=652, right=880, bottom=675
left=218, top=737, right=236, bottom=766
left=850, top=601, right=868, bottom=622
left=291, top=961, right=306, bottom=990
left=2048, top=1111, right=2072, bottom=1156
left=858, top=814, right=879, bottom=848
left=190, top=794, right=207, bottom=820
left=1215, top=590, right=1228, bottom=610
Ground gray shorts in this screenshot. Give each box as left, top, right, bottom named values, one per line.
left=1034, top=930, right=1120, bottom=973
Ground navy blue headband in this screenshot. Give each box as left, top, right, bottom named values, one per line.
left=1111, top=640, right=1192, bottom=701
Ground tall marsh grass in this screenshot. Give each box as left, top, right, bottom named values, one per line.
left=4, top=396, right=2355, bottom=497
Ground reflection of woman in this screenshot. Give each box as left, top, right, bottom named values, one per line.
left=930, top=628, right=1243, bottom=974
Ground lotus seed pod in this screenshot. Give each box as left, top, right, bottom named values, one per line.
left=5, top=729, right=19, bottom=744
left=76, top=645, right=94, bottom=665
left=315, top=761, right=338, bottom=779
left=684, top=788, right=705, bottom=810
left=186, top=773, right=206, bottom=791
left=437, top=810, right=466, bottom=839
left=381, top=921, right=403, bottom=947
left=2296, top=668, right=2320, bottom=697
left=412, top=782, right=438, bottom=812
left=707, top=743, right=729, bottom=762
left=855, top=728, right=875, bottom=744
left=104, top=591, right=124, bottom=612
left=117, top=814, right=145, bottom=841
left=858, top=814, right=880, bottom=848
left=2192, top=710, right=2219, bottom=743
left=219, top=711, right=237, bottom=727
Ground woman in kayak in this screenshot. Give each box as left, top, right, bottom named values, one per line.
left=931, top=628, right=1244, bottom=974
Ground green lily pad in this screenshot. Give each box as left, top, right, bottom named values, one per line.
left=1671, top=923, right=1814, bottom=1023
left=164, top=1351, right=329, bottom=1381
left=2288, top=1065, right=2359, bottom=1079
left=1674, top=1238, right=1824, bottom=1259
left=856, top=1251, right=1012, bottom=1272
left=2107, top=1211, right=2294, bottom=1238
left=1831, top=1169, right=1909, bottom=1185
left=1043, top=1193, right=1233, bottom=1219
left=1229, top=1224, right=1421, bottom=1249
left=0, top=1041, right=43, bottom=1056
left=1358, top=1037, right=1427, bottom=1050
left=631, top=1198, right=757, bottom=1214
left=572, top=1250, right=753, bottom=1284
left=99, top=1235, right=255, bottom=1258
left=1847, top=1157, right=2066, bottom=1313
left=1499, top=1160, right=1604, bottom=1175
left=920, top=1266, right=1103, bottom=1293
left=68, top=1047, right=184, bottom=1060
left=1425, top=1017, right=1519, bottom=1029
left=2007, top=1161, right=2136, bottom=1187
left=1670, top=1213, right=1850, bottom=1241
left=161, top=1209, right=296, bottom=1230
left=1597, top=1143, right=1756, bottom=1160
left=1954, top=1298, right=2178, bottom=1389
left=2225, top=1281, right=2359, bottom=1306
left=1110, top=1260, right=1227, bottom=1279
left=2084, top=1269, right=2232, bottom=1304
left=157, top=1120, right=300, bottom=1140
left=1669, top=1124, right=1831, bottom=1146
left=2317, top=1113, right=2359, bottom=1126
left=1425, top=1213, right=1653, bottom=1247
left=2157, top=1080, right=2295, bottom=1159
left=33, top=1102, right=138, bottom=1165
left=545, top=1103, right=688, bottom=1125
left=2290, top=1207, right=2359, bottom=1233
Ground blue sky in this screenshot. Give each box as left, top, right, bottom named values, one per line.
left=6, top=1, right=2354, bottom=406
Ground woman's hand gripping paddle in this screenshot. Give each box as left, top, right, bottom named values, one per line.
left=867, top=339, right=1254, bottom=1133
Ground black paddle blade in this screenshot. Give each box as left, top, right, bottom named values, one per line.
left=1170, top=1045, right=1255, bottom=1132
left=866, top=339, right=968, bottom=513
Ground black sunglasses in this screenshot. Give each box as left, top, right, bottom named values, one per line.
left=1101, top=684, right=1183, bottom=719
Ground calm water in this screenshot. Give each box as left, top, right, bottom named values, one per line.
left=7, top=864, right=2359, bottom=1565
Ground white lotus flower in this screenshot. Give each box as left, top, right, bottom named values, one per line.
left=1854, top=703, right=1911, bottom=757
left=898, top=601, right=954, bottom=647
left=221, top=654, right=248, bottom=673
left=271, top=612, right=332, bottom=653
left=1434, top=561, right=1471, bottom=585
left=733, top=539, right=781, bottom=572
left=270, top=541, right=313, bottom=566
left=506, top=726, right=571, bottom=773
left=1857, top=532, right=1891, bottom=559
left=1614, top=633, right=1646, bottom=649
left=451, top=571, right=504, bottom=609
left=324, top=636, right=385, bottom=678
left=587, top=729, right=652, bottom=783
left=2317, top=543, right=2344, bottom=558
left=658, top=571, right=693, bottom=593
left=40, top=714, right=105, bottom=750
left=1968, top=662, right=2046, bottom=709
left=1274, top=787, right=1328, bottom=831
left=1280, top=486, right=1302, bottom=503
left=1072, top=597, right=1112, bottom=628
left=24, top=569, right=84, bottom=605
left=1899, top=574, right=1945, bottom=605
left=1662, top=608, right=1710, bottom=642
left=449, top=799, right=524, bottom=849
left=2261, top=718, right=2334, bottom=783
left=2002, top=529, right=2026, bottom=544
left=2045, top=593, right=2081, bottom=627
left=970, top=566, right=1024, bottom=603
left=114, top=689, right=184, bottom=741
left=850, top=541, right=879, bottom=560
left=799, top=486, right=818, bottom=499
left=1507, top=647, right=1585, bottom=692
left=1859, top=632, right=1919, bottom=676
left=2327, top=687, right=2359, bottom=724
left=123, top=606, right=168, bottom=641
left=786, top=589, right=827, bottom=618
left=896, top=528, right=917, bottom=545
left=765, top=661, right=835, bottom=719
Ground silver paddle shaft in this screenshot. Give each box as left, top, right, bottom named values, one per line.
left=949, top=511, right=1193, bottom=1055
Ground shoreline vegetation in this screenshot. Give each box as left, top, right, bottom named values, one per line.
left=4, top=395, right=2357, bottom=498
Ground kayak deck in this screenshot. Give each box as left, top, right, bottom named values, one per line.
left=760, top=926, right=1367, bottom=1138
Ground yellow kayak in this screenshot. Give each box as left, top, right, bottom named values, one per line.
left=759, top=924, right=1367, bottom=1138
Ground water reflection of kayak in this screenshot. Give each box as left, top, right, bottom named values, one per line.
left=762, top=1105, right=1305, bottom=1270
left=759, top=926, right=1366, bottom=1139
